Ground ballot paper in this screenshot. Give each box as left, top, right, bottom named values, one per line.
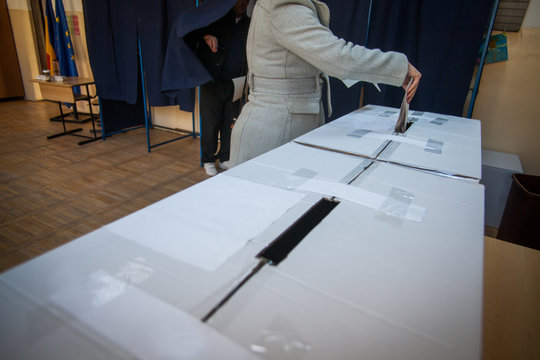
left=232, top=75, right=246, bottom=102
left=395, top=78, right=412, bottom=133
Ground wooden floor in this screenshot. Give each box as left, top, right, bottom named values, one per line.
left=0, top=99, right=210, bottom=272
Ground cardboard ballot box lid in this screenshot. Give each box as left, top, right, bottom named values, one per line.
left=407, top=112, right=481, bottom=140
left=375, top=109, right=481, bottom=180
left=293, top=104, right=482, bottom=180
left=209, top=162, right=484, bottom=360
left=292, top=105, right=399, bottom=159
left=377, top=138, right=481, bottom=180
left=0, top=227, right=262, bottom=359
left=225, top=142, right=373, bottom=187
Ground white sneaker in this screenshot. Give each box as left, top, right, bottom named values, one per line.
left=203, top=162, right=217, bottom=176
left=219, top=161, right=229, bottom=170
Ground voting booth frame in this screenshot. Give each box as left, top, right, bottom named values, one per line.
left=466, top=0, right=501, bottom=118
left=100, top=1, right=203, bottom=155
left=99, top=38, right=198, bottom=154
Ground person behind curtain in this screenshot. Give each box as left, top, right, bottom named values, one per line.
left=191, top=0, right=250, bottom=176
left=229, top=0, right=421, bottom=166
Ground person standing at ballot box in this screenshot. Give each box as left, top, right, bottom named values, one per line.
left=229, top=0, right=421, bottom=166
left=193, top=0, right=251, bottom=176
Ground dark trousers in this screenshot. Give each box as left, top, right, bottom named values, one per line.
left=200, top=80, right=239, bottom=163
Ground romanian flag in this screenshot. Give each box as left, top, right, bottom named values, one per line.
left=54, top=0, right=78, bottom=77
left=44, top=0, right=57, bottom=75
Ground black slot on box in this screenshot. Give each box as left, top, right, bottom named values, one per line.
left=257, top=197, right=340, bottom=265
left=202, top=197, right=340, bottom=323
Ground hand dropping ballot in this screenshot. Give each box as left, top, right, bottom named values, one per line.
left=395, top=78, right=413, bottom=133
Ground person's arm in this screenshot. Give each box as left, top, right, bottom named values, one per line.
left=269, top=3, right=412, bottom=88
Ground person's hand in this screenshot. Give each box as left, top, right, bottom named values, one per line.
left=403, top=62, right=421, bottom=104
left=204, top=35, right=218, bottom=53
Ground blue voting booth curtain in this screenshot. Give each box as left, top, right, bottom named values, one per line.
left=363, top=0, right=493, bottom=116
left=161, top=0, right=238, bottom=111
left=82, top=0, right=195, bottom=106
left=82, top=0, right=196, bottom=133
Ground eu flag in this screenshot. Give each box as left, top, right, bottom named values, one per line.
left=54, top=0, right=78, bottom=77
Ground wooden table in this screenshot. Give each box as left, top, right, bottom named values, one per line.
left=31, top=76, right=100, bottom=145
left=483, top=236, right=540, bottom=360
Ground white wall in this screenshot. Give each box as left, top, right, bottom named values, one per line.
left=7, top=0, right=41, bottom=100
left=6, top=0, right=28, bottom=10
left=473, top=28, right=540, bottom=176
left=523, top=0, right=540, bottom=28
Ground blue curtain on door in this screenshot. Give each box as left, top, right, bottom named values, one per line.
left=363, top=0, right=493, bottom=116
left=82, top=0, right=204, bottom=132
left=161, top=0, right=238, bottom=110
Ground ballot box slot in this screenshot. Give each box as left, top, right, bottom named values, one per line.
left=201, top=197, right=339, bottom=323
left=256, top=197, right=340, bottom=265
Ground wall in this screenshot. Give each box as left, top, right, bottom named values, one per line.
left=6, top=0, right=41, bottom=100
left=472, top=0, right=540, bottom=175
left=522, top=0, right=540, bottom=27
left=0, top=0, right=25, bottom=98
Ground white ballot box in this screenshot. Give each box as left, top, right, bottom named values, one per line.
left=0, top=104, right=484, bottom=360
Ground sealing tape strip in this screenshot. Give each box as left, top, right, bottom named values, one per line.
left=339, top=159, right=372, bottom=184
left=292, top=168, right=318, bottom=179
left=430, top=117, right=448, bottom=126
left=296, top=178, right=425, bottom=222
left=348, top=129, right=372, bottom=138
left=425, top=139, right=444, bottom=154
left=284, top=168, right=318, bottom=189
left=378, top=187, right=424, bottom=221
left=379, top=110, right=398, bottom=117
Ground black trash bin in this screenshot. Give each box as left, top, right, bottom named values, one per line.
left=497, top=173, right=540, bottom=250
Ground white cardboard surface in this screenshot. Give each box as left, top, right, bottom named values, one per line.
left=0, top=105, right=484, bottom=360
left=481, top=149, right=523, bottom=172
left=105, top=175, right=305, bottom=271
left=408, top=114, right=481, bottom=140
left=209, top=162, right=484, bottom=360
left=378, top=141, right=481, bottom=180
left=225, top=142, right=372, bottom=187
left=0, top=227, right=262, bottom=319
left=0, top=271, right=259, bottom=360
left=293, top=121, right=390, bottom=159
left=294, top=104, right=482, bottom=179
